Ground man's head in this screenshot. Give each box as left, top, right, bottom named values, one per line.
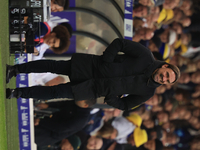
left=75, top=99, right=97, bottom=108
left=139, top=0, right=154, bottom=6
left=136, top=28, right=154, bottom=40
left=180, top=0, right=192, bottom=11
left=43, top=25, right=71, bottom=54
left=181, top=17, right=191, bottom=27
left=178, top=73, right=190, bottom=84
left=60, top=135, right=81, bottom=150
left=96, top=122, right=117, bottom=139
left=191, top=71, right=200, bottom=84
left=180, top=33, right=190, bottom=45
left=171, top=22, right=183, bottom=34
left=149, top=126, right=163, bottom=140
left=163, top=0, right=180, bottom=9
left=164, top=133, right=179, bottom=145
left=144, top=139, right=163, bottom=150
left=159, top=29, right=177, bottom=45
left=173, top=8, right=185, bottom=22
left=156, top=111, right=169, bottom=123
left=133, top=5, right=150, bottom=18
left=86, top=136, right=103, bottom=150
left=51, top=0, right=69, bottom=12
left=143, top=119, right=155, bottom=129
left=152, top=64, right=180, bottom=84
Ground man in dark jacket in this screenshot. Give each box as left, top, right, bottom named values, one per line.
left=34, top=100, right=91, bottom=146
left=6, top=38, right=180, bottom=110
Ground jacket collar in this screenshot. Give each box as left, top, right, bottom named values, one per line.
left=144, top=60, right=167, bottom=88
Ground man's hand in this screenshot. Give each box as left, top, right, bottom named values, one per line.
left=34, top=118, right=40, bottom=126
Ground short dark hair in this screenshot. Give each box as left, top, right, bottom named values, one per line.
left=51, top=25, right=71, bottom=54
left=167, top=63, right=180, bottom=83
left=85, top=99, right=97, bottom=107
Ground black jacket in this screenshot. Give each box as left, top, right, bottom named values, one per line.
left=35, top=101, right=91, bottom=146
left=70, top=38, right=165, bottom=110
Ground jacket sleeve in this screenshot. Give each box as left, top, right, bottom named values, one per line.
left=102, top=38, right=152, bottom=63
left=104, top=94, right=152, bottom=111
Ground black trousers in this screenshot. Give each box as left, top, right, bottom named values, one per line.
left=16, top=60, right=74, bottom=100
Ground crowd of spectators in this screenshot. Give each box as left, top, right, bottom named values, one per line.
left=126, top=0, right=200, bottom=150
left=29, top=0, right=200, bottom=150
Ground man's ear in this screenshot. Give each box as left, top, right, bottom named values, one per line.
left=161, top=64, right=169, bottom=68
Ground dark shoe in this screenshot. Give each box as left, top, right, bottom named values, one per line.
left=6, top=65, right=18, bottom=84
left=6, top=88, right=22, bottom=99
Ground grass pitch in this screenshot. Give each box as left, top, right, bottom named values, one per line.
left=0, top=0, right=19, bottom=150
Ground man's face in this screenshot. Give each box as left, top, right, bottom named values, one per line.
left=157, top=112, right=169, bottom=123
left=163, top=0, right=179, bottom=9
left=159, top=29, right=169, bottom=43
left=87, top=136, right=103, bottom=150
left=181, top=17, right=191, bottom=27
left=152, top=64, right=176, bottom=84
left=180, top=0, right=191, bottom=10
left=144, top=140, right=156, bottom=150
left=139, top=0, right=154, bottom=6
left=191, top=72, right=200, bottom=84
left=173, top=8, right=184, bottom=21
left=180, top=33, right=190, bottom=45
left=143, top=119, right=155, bottom=128
left=137, top=28, right=154, bottom=40
left=133, top=6, right=148, bottom=17
left=44, top=33, right=60, bottom=48
left=172, top=22, right=182, bottom=34
left=166, top=133, right=178, bottom=145
left=51, top=0, right=64, bottom=12
left=178, top=73, right=190, bottom=84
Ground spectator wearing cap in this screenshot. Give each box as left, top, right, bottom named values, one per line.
left=37, top=134, right=81, bottom=150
